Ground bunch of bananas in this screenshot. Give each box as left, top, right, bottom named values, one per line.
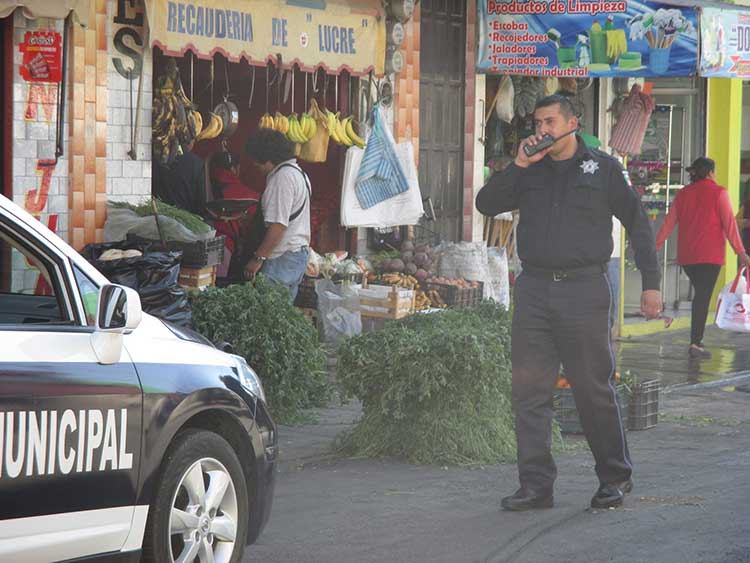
left=324, top=110, right=365, bottom=148
left=286, top=113, right=317, bottom=144
left=153, top=60, right=211, bottom=165
left=380, top=273, right=419, bottom=289
left=195, top=112, right=224, bottom=141
left=273, top=112, right=289, bottom=134
left=259, top=113, right=276, bottom=130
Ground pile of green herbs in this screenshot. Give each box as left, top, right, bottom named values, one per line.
left=190, top=277, right=331, bottom=424
left=336, top=302, right=524, bottom=466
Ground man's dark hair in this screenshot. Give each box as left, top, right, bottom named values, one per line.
left=245, top=128, right=295, bottom=165
left=534, top=94, right=576, bottom=119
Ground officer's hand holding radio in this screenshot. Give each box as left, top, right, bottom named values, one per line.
left=641, top=289, right=662, bottom=320
left=515, top=134, right=554, bottom=168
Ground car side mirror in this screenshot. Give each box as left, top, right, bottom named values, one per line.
left=97, top=284, right=142, bottom=332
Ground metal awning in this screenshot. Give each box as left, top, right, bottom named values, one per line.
left=0, top=0, right=90, bottom=26
left=145, top=0, right=386, bottom=76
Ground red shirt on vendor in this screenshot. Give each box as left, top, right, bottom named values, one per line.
left=210, top=152, right=261, bottom=253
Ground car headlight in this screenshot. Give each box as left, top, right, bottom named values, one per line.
left=231, top=355, right=266, bottom=404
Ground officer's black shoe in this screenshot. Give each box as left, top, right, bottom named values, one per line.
left=590, top=479, right=633, bottom=509
left=501, top=488, right=554, bottom=511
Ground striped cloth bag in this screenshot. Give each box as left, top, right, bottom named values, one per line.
left=355, top=106, right=410, bottom=209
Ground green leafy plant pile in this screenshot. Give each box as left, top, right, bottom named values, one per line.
left=336, top=302, right=519, bottom=466
left=190, top=277, right=330, bottom=423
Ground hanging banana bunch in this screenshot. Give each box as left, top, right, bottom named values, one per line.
left=322, top=109, right=365, bottom=148
left=152, top=59, right=209, bottom=165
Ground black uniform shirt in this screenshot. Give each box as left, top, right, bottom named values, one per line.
left=476, top=137, right=660, bottom=291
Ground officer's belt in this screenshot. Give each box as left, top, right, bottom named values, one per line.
left=522, top=263, right=607, bottom=282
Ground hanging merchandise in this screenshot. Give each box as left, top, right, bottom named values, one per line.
left=341, top=141, right=424, bottom=228
left=512, top=77, right=544, bottom=118
left=153, top=58, right=206, bottom=164
left=494, top=75, right=515, bottom=124
left=609, top=83, right=656, bottom=156
left=354, top=106, right=410, bottom=209
left=299, top=98, right=331, bottom=163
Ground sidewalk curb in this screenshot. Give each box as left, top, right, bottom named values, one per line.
left=664, top=371, right=750, bottom=394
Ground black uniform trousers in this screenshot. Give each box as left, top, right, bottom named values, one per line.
left=511, top=270, right=632, bottom=492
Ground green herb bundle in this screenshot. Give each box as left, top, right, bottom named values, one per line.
left=337, top=302, right=522, bottom=466
left=190, top=277, right=330, bottom=423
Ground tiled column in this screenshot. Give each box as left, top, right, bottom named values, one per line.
left=394, top=5, right=420, bottom=158
left=69, top=0, right=108, bottom=249
left=462, top=0, right=477, bottom=242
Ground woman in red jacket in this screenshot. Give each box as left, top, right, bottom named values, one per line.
left=656, top=157, right=750, bottom=359
left=209, top=152, right=261, bottom=276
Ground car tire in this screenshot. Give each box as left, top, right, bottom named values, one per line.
left=142, top=429, right=250, bottom=563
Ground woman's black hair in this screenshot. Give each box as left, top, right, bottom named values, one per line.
left=245, top=128, right=295, bottom=165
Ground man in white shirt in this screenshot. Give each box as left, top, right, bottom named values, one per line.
left=243, top=128, right=311, bottom=300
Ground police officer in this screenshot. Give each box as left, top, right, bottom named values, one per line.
left=476, top=95, right=661, bottom=511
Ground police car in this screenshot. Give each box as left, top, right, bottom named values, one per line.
left=0, top=194, right=276, bottom=563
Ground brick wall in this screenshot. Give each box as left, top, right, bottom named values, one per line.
left=11, top=13, right=69, bottom=243
left=106, top=0, right=152, bottom=208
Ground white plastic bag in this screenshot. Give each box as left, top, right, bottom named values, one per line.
left=487, top=247, right=510, bottom=308
left=715, top=268, right=750, bottom=333
left=104, top=207, right=215, bottom=243
left=315, top=279, right=362, bottom=344
left=495, top=75, right=515, bottom=124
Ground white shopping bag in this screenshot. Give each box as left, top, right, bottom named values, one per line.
left=715, top=267, right=750, bottom=333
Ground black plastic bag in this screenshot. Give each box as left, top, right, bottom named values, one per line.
left=81, top=242, right=192, bottom=327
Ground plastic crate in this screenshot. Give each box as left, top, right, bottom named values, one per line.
left=127, top=234, right=225, bottom=268
left=628, top=379, right=660, bottom=430
left=294, top=276, right=318, bottom=309
left=423, top=280, right=483, bottom=308
left=554, top=385, right=629, bottom=434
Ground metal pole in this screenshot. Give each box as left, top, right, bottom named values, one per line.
left=661, top=105, right=674, bottom=304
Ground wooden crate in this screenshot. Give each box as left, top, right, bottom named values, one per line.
left=179, top=265, right=217, bottom=290
left=357, top=284, right=415, bottom=320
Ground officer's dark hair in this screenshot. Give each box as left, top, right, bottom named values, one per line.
left=534, top=94, right=577, bottom=119
left=245, top=128, right=295, bottom=165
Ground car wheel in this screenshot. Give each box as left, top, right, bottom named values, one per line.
left=142, top=429, right=249, bottom=563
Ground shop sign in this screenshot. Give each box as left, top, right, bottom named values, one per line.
left=19, top=30, right=63, bottom=83
left=477, top=0, right=698, bottom=77
left=146, top=0, right=386, bottom=75
left=700, top=7, right=750, bottom=77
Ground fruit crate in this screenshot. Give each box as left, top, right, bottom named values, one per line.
left=628, top=379, right=660, bottom=431
left=423, top=280, right=484, bottom=308
left=293, top=276, right=318, bottom=309
left=356, top=284, right=415, bottom=320
left=179, top=265, right=217, bottom=290
left=554, top=385, right=629, bottom=434
left=127, top=234, right=225, bottom=268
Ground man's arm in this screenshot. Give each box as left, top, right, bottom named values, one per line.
left=245, top=223, right=287, bottom=278
left=608, top=161, right=660, bottom=292
left=475, top=163, right=524, bottom=216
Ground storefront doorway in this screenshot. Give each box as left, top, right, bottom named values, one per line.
left=622, top=77, right=707, bottom=323
left=418, top=0, right=466, bottom=242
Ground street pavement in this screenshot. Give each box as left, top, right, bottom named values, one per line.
left=246, top=328, right=750, bottom=563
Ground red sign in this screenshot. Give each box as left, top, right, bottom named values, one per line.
left=19, top=31, right=63, bottom=83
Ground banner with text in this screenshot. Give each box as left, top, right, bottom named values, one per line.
left=477, top=0, right=698, bottom=77
left=147, top=0, right=386, bottom=76
left=700, top=7, right=750, bottom=77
